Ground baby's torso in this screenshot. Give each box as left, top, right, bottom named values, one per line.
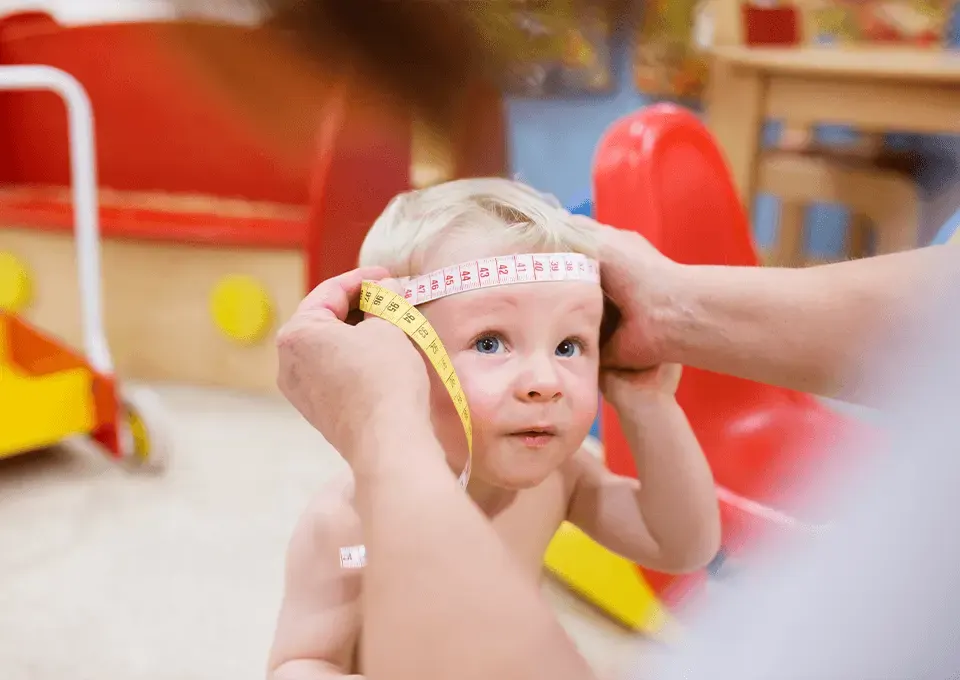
left=342, top=464, right=579, bottom=674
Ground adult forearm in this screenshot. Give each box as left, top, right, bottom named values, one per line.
left=352, top=425, right=595, bottom=680
left=659, top=246, right=954, bottom=403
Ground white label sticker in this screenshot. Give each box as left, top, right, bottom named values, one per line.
left=339, top=545, right=366, bottom=569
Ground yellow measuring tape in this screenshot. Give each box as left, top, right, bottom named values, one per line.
left=358, top=280, right=473, bottom=489
left=340, top=281, right=474, bottom=569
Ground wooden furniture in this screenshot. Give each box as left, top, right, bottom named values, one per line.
left=705, top=46, right=959, bottom=263
left=703, top=0, right=954, bottom=264
left=759, top=149, right=920, bottom=266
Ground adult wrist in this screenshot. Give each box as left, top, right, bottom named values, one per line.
left=351, top=407, right=441, bottom=478
left=649, top=260, right=697, bottom=365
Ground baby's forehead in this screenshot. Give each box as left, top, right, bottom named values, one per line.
left=403, top=233, right=602, bottom=325
left=428, top=279, right=604, bottom=328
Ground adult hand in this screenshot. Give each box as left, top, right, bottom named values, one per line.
left=574, top=216, right=682, bottom=371
left=276, top=266, right=434, bottom=473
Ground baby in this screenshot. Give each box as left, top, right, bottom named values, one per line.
left=267, top=178, right=721, bottom=679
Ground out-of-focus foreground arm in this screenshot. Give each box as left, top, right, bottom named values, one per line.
left=352, top=423, right=597, bottom=680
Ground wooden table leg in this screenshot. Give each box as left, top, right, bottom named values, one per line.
left=847, top=214, right=871, bottom=260
left=773, top=201, right=806, bottom=267
left=705, top=60, right=765, bottom=223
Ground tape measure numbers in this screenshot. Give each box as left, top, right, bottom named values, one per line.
left=359, top=280, right=473, bottom=489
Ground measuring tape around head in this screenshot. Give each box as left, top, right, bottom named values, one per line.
left=338, top=252, right=600, bottom=570
left=358, top=279, right=474, bottom=490
left=398, top=251, right=600, bottom=305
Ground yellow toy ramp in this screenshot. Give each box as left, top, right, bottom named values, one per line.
left=0, top=314, right=96, bottom=457
left=544, top=521, right=672, bottom=636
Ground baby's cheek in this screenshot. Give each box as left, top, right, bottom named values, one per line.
left=568, top=371, right=600, bottom=434
left=455, top=359, right=506, bottom=434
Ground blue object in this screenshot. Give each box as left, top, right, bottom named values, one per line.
left=589, top=411, right=601, bottom=439
left=570, top=199, right=593, bottom=217
left=932, top=207, right=960, bottom=246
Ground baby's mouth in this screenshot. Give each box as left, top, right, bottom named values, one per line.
left=508, top=427, right=557, bottom=448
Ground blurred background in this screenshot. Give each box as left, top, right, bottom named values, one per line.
left=0, top=1, right=957, bottom=679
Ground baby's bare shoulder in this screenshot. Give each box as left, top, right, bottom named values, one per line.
left=558, top=436, right=607, bottom=489
left=269, top=472, right=364, bottom=673
left=295, top=471, right=363, bottom=557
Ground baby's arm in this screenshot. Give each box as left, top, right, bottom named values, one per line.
left=268, top=483, right=364, bottom=680
left=566, top=371, right=721, bottom=574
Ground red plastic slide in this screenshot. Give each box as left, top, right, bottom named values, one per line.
left=593, top=104, right=871, bottom=607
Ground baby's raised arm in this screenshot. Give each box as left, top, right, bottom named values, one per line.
left=268, top=485, right=364, bottom=680
left=566, top=369, right=721, bottom=574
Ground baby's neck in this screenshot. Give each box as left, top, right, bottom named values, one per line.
left=463, top=475, right=518, bottom=518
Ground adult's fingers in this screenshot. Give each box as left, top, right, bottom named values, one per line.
left=379, top=277, right=406, bottom=296
left=595, top=227, right=645, bottom=304
left=362, top=277, right=407, bottom=321
left=296, top=266, right=391, bottom=320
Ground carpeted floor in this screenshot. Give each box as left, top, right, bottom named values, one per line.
left=0, top=384, right=647, bottom=680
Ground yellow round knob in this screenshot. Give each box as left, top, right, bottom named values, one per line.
left=210, top=275, right=275, bottom=345
left=0, top=252, right=32, bottom=313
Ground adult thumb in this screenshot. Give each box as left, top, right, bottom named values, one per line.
left=361, top=277, right=407, bottom=321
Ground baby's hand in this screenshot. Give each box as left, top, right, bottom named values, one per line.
left=600, top=363, right=682, bottom=405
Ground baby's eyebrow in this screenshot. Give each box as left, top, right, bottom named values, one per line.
left=560, top=295, right=603, bottom=316
left=461, top=293, right=521, bottom=314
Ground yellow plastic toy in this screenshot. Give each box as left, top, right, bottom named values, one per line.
left=543, top=436, right=675, bottom=636
left=0, top=64, right=168, bottom=469
left=209, top=274, right=275, bottom=345
left=0, top=252, right=32, bottom=313
left=544, top=521, right=673, bottom=635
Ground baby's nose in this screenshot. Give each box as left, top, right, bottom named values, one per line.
left=522, top=386, right=562, bottom=402
left=516, top=361, right=562, bottom=402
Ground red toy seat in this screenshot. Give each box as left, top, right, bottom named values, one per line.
left=593, top=104, right=868, bottom=607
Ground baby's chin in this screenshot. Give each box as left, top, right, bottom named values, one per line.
left=474, top=468, right=552, bottom=491
left=471, top=442, right=577, bottom=490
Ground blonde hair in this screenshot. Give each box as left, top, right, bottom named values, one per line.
left=358, top=177, right=597, bottom=278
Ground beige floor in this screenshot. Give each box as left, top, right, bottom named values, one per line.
left=0, top=384, right=651, bottom=680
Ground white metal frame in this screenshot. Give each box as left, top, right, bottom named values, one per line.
left=0, top=65, right=112, bottom=374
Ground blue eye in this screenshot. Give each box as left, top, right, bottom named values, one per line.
left=556, top=339, right=581, bottom=358
left=475, top=336, right=503, bottom=354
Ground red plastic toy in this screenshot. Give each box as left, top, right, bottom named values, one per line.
left=594, top=103, right=871, bottom=608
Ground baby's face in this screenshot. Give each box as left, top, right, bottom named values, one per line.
left=418, top=245, right=603, bottom=490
